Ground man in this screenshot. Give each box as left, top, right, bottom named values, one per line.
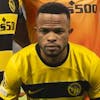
left=0, top=2, right=100, bottom=100
left=22, top=0, right=100, bottom=57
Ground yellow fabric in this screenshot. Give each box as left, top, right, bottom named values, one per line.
left=0, top=43, right=100, bottom=100
left=19, top=0, right=23, bottom=6
left=0, top=51, right=13, bottom=71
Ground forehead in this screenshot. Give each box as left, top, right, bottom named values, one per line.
left=36, top=13, right=68, bottom=27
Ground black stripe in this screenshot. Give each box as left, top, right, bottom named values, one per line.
left=22, top=81, right=90, bottom=98
left=0, top=34, right=13, bottom=50
left=0, top=0, right=19, bottom=13
left=0, top=71, right=4, bottom=83
left=0, top=97, right=3, bottom=100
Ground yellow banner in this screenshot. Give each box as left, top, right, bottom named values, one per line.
left=0, top=14, right=18, bottom=35
left=0, top=51, right=13, bottom=71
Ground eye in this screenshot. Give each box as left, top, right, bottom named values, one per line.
left=53, top=28, right=65, bottom=34
left=38, top=28, right=49, bottom=34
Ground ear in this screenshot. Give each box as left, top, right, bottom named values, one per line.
left=68, top=28, right=73, bottom=34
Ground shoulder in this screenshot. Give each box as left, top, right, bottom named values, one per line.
left=5, top=43, right=38, bottom=80
left=7, top=43, right=38, bottom=67
left=14, top=43, right=37, bottom=57
left=69, top=42, right=100, bottom=69
left=69, top=42, right=98, bottom=57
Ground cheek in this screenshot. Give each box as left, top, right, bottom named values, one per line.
left=38, top=34, right=46, bottom=46
left=38, top=36, right=41, bottom=41
left=37, top=34, right=43, bottom=41
left=60, top=34, right=68, bottom=43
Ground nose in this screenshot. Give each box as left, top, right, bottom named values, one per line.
left=47, top=32, right=57, bottom=42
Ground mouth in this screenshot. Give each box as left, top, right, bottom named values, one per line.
left=45, top=45, right=60, bottom=51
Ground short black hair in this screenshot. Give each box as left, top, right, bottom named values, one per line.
left=37, top=2, right=70, bottom=20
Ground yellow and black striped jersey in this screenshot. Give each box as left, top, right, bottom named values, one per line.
left=0, top=0, right=19, bottom=71
left=0, top=42, right=100, bottom=100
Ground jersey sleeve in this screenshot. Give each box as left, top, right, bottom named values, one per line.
left=0, top=55, right=21, bottom=99
left=88, top=55, right=100, bottom=99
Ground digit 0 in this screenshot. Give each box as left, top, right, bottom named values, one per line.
left=84, top=4, right=97, bottom=13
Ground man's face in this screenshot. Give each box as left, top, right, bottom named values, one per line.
left=36, top=13, right=70, bottom=57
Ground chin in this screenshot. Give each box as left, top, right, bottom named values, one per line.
left=45, top=52, right=60, bottom=57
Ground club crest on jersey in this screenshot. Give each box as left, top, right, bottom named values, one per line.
left=8, top=0, right=16, bottom=13
left=68, top=82, right=82, bottom=96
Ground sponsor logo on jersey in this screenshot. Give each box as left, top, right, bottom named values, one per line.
left=0, top=14, right=18, bottom=34
left=68, top=0, right=97, bottom=13
left=8, top=0, right=16, bottom=13
left=28, top=88, right=44, bottom=95
left=68, top=82, right=82, bottom=96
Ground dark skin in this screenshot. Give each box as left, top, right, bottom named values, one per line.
left=36, top=13, right=100, bottom=100
left=36, top=13, right=70, bottom=65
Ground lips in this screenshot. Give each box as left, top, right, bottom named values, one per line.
left=45, top=45, right=60, bottom=51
